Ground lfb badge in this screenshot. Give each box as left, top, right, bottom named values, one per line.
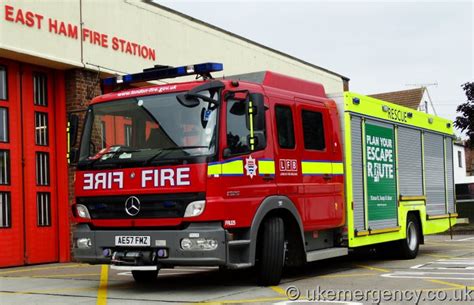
left=245, top=156, right=258, bottom=179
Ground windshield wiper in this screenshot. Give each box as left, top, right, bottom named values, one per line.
left=85, top=148, right=141, bottom=168
left=161, top=146, right=209, bottom=150
left=144, top=146, right=209, bottom=165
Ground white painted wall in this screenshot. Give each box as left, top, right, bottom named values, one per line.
left=0, top=0, right=345, bottom=93
left=454, top=144, right=474, bottom=184
left=417, top=90, right=437, bottom=115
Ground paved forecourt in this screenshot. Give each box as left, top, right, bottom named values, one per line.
left=0, top=234, right=473, bottom=305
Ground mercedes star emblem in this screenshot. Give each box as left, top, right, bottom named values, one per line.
left=125, top=196, right=141, bottom=216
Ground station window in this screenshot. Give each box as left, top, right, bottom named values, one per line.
left=0, top=192, right=10, bottom=228
left=301, top=110, right=325, bottom=151
left=35, top=152, right=50, bottom=186
left=35, top=112, right=49, bottom=146
left=0, top=150, right=10, bottom=185
left=275, top=105, right=295, bottom=149
left=0, top=107, right=8, bottom=142
left=37, top=192, right=51, bottom=227
left=0, top=66, right=6, bottom=100
left=33, top=73, right=48, bottom=106
left=458, top=151, right=463, bottom=168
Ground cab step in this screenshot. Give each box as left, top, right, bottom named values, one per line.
left=228, top=240, right=251, bottom=247
left=306, top=247, right=348, bottom=262
left=226, top=263, right=252, bottom=269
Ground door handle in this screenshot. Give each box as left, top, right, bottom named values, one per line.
left=323, top=174, right=332, bottom=180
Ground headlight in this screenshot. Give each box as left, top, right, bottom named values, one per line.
left=75, top=204, right=91, bottom=219
left=76, top=238, right=92, bottom=249
left=184, top=200, right=206, bottom=217
left=180, top=238, right=218, bottom=251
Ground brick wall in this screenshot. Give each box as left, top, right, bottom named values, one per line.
left=465, top=146, right=474, bottom=176
left=65, top=69, right=102, bottom=204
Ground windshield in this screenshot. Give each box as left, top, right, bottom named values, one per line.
left=78, top=91, right=218, bottom=168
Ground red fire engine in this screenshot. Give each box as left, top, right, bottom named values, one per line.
left=72, top=63, right=457, bottom=285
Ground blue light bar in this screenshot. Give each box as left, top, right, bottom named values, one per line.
left=102, top=62, right=223, bottom=86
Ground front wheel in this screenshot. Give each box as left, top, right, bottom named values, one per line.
left=132, top=270, right=159, bottom=283
left=256, top=217, right=285, bottom=286
left=398, top=214, right=420, bottom=259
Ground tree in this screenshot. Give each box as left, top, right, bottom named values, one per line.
left=454, top=82, right=474, bottom=147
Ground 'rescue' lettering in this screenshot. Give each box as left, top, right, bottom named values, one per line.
left=386, top=106, right=408, bottom=123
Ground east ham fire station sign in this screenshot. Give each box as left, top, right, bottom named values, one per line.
left=3, top=4, right=156, bottom=61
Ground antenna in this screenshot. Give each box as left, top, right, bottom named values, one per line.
left=405, top=82, right=438, bottom=88
left=405, top=82, right=438, bottom=115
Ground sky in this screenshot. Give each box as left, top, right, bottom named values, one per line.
left=158, top=0, right=473, bottom=138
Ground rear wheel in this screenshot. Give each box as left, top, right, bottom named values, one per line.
left=256, top=217, right=285, bottom=286
left=398, top=214, right=420, bottom=259
left=132, top=270, right=159, bottom=283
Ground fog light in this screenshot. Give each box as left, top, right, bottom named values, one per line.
left=208, top=239, right=218, bottom=249
left=180, top=238, right=218, bottom=251
left=157, top=249, right=168, bottom=258
left=103, top=248, right=112, bottom=257
left=75, top=204, right=91, bottom=219
left=77, top=238, right=92, bottom=249
left=181, top=238, right=193, bottom=250
left=184, top=200, right=206, bottom=217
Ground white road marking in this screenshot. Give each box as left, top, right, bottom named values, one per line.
left=275, top=301, right=363, bottom=305
left=446, top=237, right=474, bottom=242
left=381, top=271, right=474, bottom=280
left=117, top=272, right=131, bottom=276
left=385, top=257, right=474, bottom=280
left=436, top=259, right=474, bottom=263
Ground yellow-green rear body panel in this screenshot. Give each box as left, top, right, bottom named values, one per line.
left=341, top=92, right=456, bottom=248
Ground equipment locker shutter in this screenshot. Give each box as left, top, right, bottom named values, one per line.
left=398, top=127, right=423, bottom=196
left=350, top=116, right=365, bottom=231
left=424, top=132, right=446, bottom=215
left=445, top=137, right=455, bottom=213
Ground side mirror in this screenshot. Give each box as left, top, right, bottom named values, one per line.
left=222, top=147, right=232, bottom=159
left=245, top=93, right=265, bottom=131
left=177, top=80, right=224, bottom=108
left=177, top=94, right=200, bottom=108
left=68, top=114, right=79, bottom=147
left=247, top=131, right=266, bottom=151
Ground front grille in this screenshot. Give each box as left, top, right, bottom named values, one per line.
left=77, top=193, right=205, bottom=219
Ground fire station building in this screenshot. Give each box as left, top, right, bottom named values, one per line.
left=0, top=0, right=348, bottom=267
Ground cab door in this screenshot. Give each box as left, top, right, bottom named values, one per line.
left=295, top=98, right=336, bottom=230
left=272, top=97, right=304, bottom=219
left=207, top=92, right=277, bottom=228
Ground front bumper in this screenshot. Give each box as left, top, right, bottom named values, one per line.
left=72, top=222, right=227, bottom=266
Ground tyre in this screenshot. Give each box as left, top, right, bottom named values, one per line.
left=398, top=214, right=420, bottom=259
left=256, top=217, right=285, bottom=286
left=132, top=269, right=159, bottom=283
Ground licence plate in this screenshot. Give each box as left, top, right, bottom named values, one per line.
left=115, top=236, right=151, bottom=247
